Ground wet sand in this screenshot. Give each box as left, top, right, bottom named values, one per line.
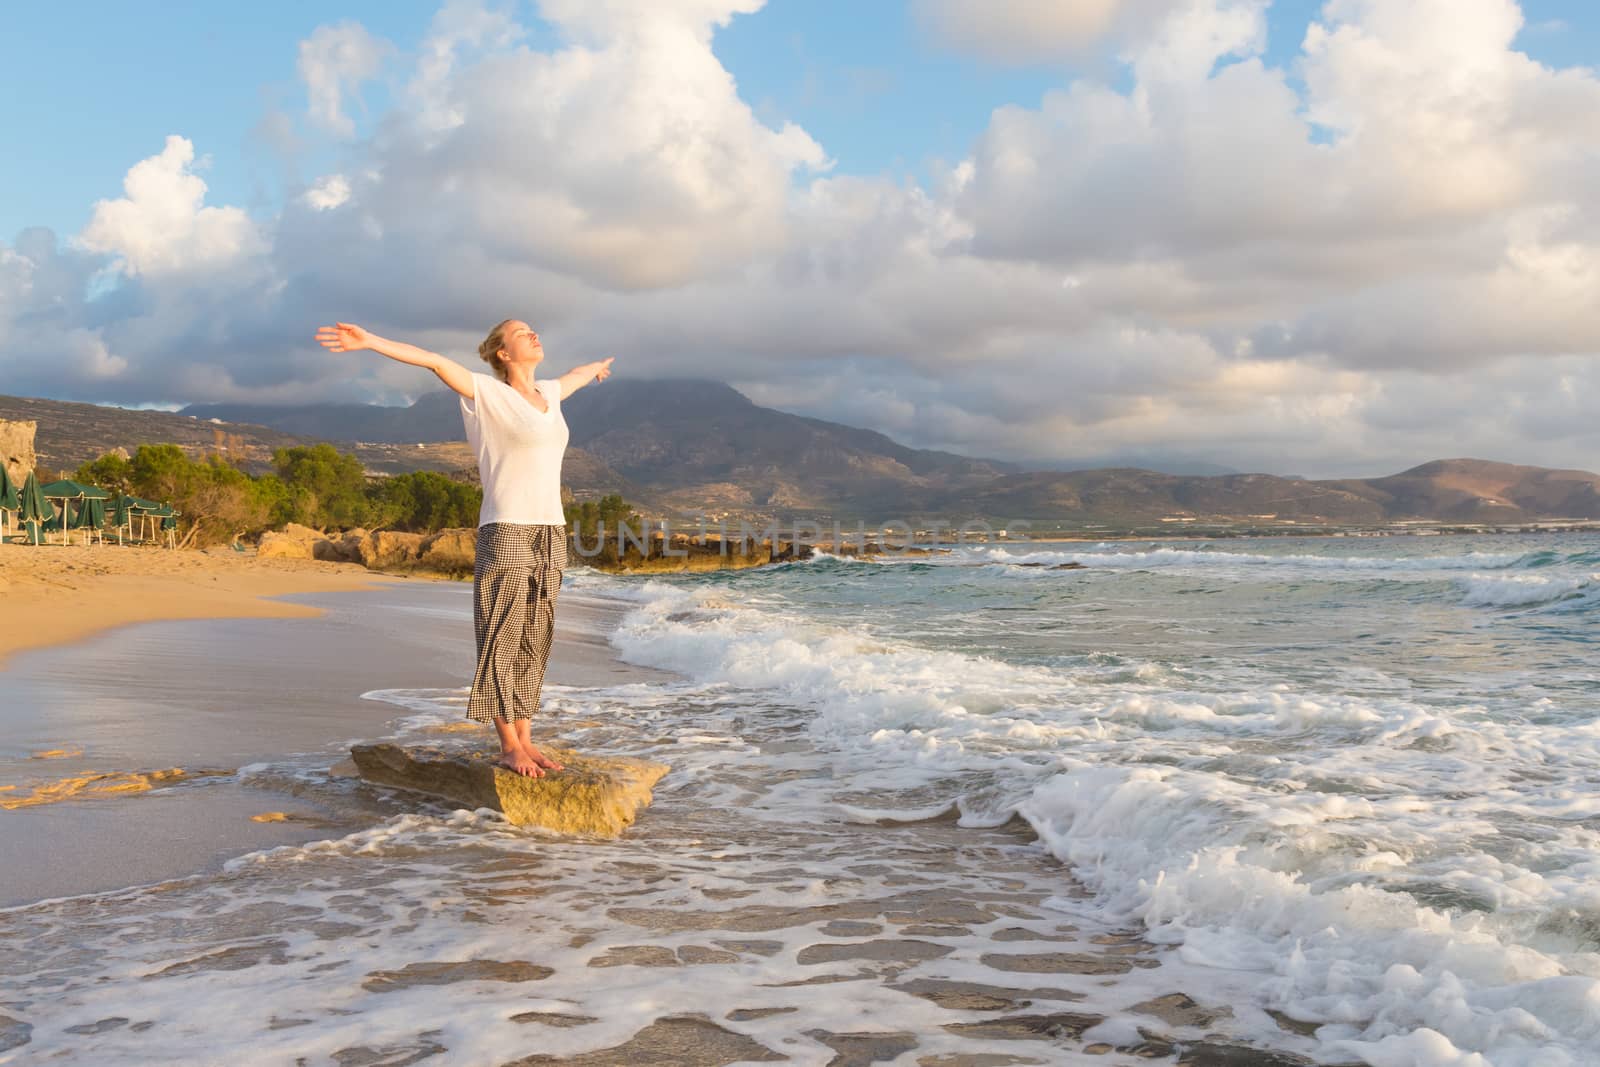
left=0, top=580, right=663, bottom=905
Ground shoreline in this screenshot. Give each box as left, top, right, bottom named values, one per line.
left=0, top=573, right=1319, bottom=1066
left=0, top=544, right=407, bottom=670
left=0, top=577, right=663, bottom=906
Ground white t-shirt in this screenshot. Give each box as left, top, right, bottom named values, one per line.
left=460, top=373, right=569, bottom=526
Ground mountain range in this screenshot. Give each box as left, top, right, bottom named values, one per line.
left=3, top=383, right=1599, bottom=526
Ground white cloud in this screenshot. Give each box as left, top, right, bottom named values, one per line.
left=76, top=136, right=263, bottom=279
left=302, top=174, right=352, bottom=211
left=320, top=0, right=826, bottom=292
left=536, top=0, right=763, bottom=43
left=912, top=0, right=1195, bottom=63
left=298, top=21, right=389, bottom=137
left=6, top=0, right=1600, bottom=479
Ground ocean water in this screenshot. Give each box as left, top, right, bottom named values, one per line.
left=4, top=533, right=1599, bottom=1065
left=594, top=533, right=1600, bottom=1064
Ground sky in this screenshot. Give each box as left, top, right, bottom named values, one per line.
left=2, top=0, right=1598, bottom=478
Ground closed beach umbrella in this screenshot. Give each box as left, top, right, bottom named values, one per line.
left=17, top=472, right=49, bottom=546
left=110, top=494, right=131, bottom=544
left=151, top=504, right=179, bottom=548
left=0, top=464, right=16, bottom=543
left=71, top=496, right=106, bottom=541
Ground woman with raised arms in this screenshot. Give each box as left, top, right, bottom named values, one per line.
left=316, top=319, right=613, bottom=777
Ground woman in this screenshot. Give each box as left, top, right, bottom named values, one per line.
left=315, top=319, right=613, bottom=777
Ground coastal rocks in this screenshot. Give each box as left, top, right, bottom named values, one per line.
left=251, top=521, right=834, bottom=577
left=419, top=528, right=475, bottom=573
left=329, top=528, right=368, bottom=562
left=356, top=530, right=424, bottom=569
left=256, top=523, right=330, bottom=560
left=347, top=743, right=668, bottom=836
left=0, top=418, right=36, bottom=485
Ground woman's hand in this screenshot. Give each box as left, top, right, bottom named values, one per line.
left=315, top=322, right=371, bottom=353
left=313, top=323, right=474, bottom=398
left=557, top=357, right=615, bottom=400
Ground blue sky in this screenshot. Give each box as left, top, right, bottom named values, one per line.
left=4, top=0, right=1600, bottom=476
left=5, top=1, right=1592, bottom=241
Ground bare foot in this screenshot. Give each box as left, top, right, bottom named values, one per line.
left=496, top=748, right=544, bottom=777
left=526, top=745, right=565, bottom=773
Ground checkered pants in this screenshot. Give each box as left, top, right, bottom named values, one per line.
left=467, top=523, right=568, bottom=724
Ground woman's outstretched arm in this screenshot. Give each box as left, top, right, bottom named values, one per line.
left=556, top=357, right=614, bottom=401
left=315, top=322, right=476, bottom=399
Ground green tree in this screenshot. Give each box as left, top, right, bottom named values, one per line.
left=76, top=452, right=134, bottom=495
left=273, top=444, right=372, bottom=529
left=130, top=444, right=199, bottom=504
left=368, top=471, right=483, bottom=532
left=93, top=445, right=278, bottom=548
left=564, top=493, right=639, bottom=538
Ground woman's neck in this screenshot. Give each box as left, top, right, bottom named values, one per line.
left=505, top=364, right=539, bottom=392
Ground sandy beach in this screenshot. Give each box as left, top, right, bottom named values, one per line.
left=0, top=543, right=405, bottom=670
left=0, top=555, right=652, bottom=906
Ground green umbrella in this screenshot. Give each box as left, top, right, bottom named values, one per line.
left=0, top=465, right=15, bottom=544
left=110, top=495, right=138, bottom=544
left=71, top=497, right=106, bottom=531
left=40, top=479, right=111, bottom=501
left=41, top=480, right=112, bottom=544
left=17, top=472, right=49, bottom=545
left=153, top=505, right=180, bottom=547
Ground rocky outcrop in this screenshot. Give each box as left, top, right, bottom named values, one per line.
left=256, top=522, right=329, bottom=560
left=419, top=528, right=476, bottom=573
left=252, top=523, right=820, bottom=577
left=357, top=530, right=424, bottom=569
left=348, top=743, right=668, bottom=836
left=0, top=418, right=36, bottom=484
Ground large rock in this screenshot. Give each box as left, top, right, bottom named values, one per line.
left=328, top=528, right=369, bottom=563
left=254, top=524, right=332, bottom=563
left=419, top=528, right=476, bottom=572
left=358, top=530, right=424, bottom=569
left=348, top=743, right=668, bottom=836
left=0, top=418, right=37, bottom=485
left=256, top=523, right=329, bottom=559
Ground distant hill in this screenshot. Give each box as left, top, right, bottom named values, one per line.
left=926, top=468, right=1387, bottom=523
left=0, top=394, right=308, bottom=474
left=181, top=391, right=464, bottom=444
left=1323, top=459, right=1600, bottom=523
left=0, top=394, right=487, bottom=481
left=182, top=378, right=1025, bottom=514
left=920, top=461, right=1600, bottom=524
left=10, top=390, right=1600, bottom=525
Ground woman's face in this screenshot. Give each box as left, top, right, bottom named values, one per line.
left=499, top=320, right=544, bottom=368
